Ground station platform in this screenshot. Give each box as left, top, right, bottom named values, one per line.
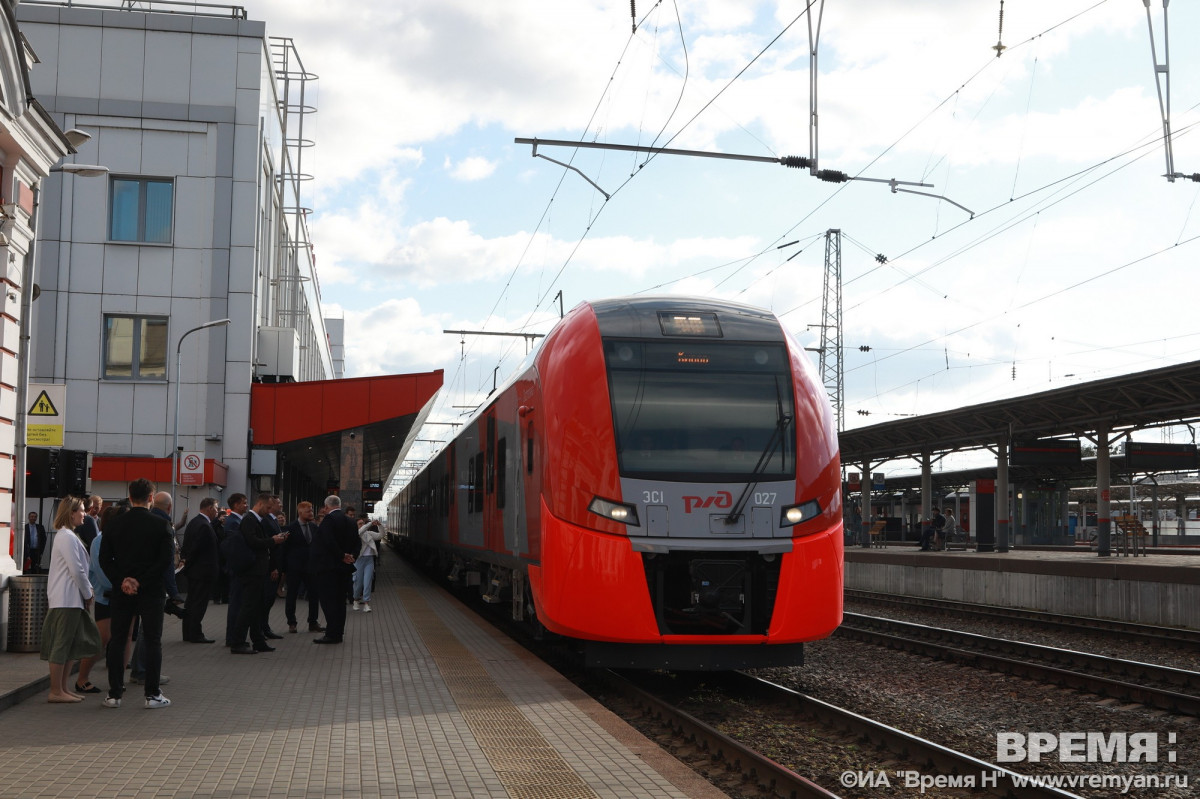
left=0, top=556, right=726, bottom=799
left=845, top=545, right=1200, bottom=630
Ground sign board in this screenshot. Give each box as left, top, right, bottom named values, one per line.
left=249, top=448, right=278, bottom=476
left=1123, top=441, right=1200, bottom=472
left=27, top=383, right=66, bottom=447
left=1011, top=438, right=1081, bottom=466
left=872, top=473, right=885, bottom=491
left=179, top=451, right=205, bottom=486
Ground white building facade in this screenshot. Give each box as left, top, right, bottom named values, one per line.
left=1, top=0, right=73, bottom=581
left=15, top=1, right=339, bottom=512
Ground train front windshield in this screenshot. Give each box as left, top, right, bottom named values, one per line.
left=604, top=340, right=796, bottom=481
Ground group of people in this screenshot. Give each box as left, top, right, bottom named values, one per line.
left=37, top=478, right=387, bottom=709
left=918, top=507, right=959, bottom=550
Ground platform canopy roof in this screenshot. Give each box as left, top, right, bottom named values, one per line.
left=250, top=370, right=442, bottom=493
left=839, top=359, right=1200, bottom=467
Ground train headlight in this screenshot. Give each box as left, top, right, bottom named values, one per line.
left=589, top=496, right=640, bottom=527
left=780, top=499, right=821, bottom=527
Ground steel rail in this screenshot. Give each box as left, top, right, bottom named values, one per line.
left=839, top=613, right=1200, bottom=716
left=601, top=669, right=841, bottom=799
left=845, top=589, right=1200, bottom=649
left=725, top=672, right=1083, bottom=799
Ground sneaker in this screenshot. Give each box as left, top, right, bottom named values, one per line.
left=362, top=603, right=371, bottom=613
left=102, top=696, right=121, bottom=708
left=352, top=601, right=361, bottom=611
left=145, top=693, right=171, bottom=709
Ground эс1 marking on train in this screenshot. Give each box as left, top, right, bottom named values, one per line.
left=388, top=296, right=844, bottom=670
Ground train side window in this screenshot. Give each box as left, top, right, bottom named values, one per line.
left=474, top=452, right=485, bottom=512
left=496, top=438, right=507, bottom=509
left=526, top=422, right=534, bottom=474
left=486, top=416, right=496, bottom=494
left=466, top=454, right=477, bottom=514
left=449, top=448, right=456, bottom=507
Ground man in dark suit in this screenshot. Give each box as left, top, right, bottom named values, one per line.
left=100, top=478, right=175, bottom=709
left=230, top=493, right=286, bottom=655
left=23, top=511, right=46, bottom=573
left=180, top=497, right=220, bottom=643
left=282, top=500, right=323, bottom=634
left=259, top=495, right=286, bottom=640
left=222, top=493, right=248, bottom=647
left=310, top=495, right=359, bottom=644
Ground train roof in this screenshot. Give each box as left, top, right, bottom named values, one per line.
left=587, top=296, right=786, bottom=342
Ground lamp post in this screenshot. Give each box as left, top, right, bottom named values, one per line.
left=12, top=160, right=108, bottom=569
left=171, top=319, right=232, bottom=504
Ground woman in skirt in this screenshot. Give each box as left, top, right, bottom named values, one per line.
left=40, top=496, right=103, bottom=703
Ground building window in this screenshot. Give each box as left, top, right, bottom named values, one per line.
left=103, top=315, right=168, bottom=380
left=109, top=177, right=174, bottom=243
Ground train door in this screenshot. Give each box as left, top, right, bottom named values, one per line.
left=516, top=377, right=541, bottom=560
left=483, top=410, right=505, bottom=553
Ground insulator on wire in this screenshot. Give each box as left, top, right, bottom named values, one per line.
left=780, top=155, right=812, bottom=169
left=1188, top=173, right=1200, bottom=183
left=815, top=169, right=849, bottom=183
left=631, top=1, right=636, bottom=33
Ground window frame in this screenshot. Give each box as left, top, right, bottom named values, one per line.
left=108, top=175, right=176, bottom=244
left=102, top=314, right=169, bottom=381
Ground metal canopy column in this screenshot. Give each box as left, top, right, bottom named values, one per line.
left=996, top=437, right=1010, bottom=552
left=1096, top=427, right=1111, bottom=557
left=920, top=450, right=932, bottom=535
left=860, top=458, right=872, bottom=548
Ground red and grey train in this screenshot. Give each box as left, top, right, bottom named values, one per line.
left=388, top=296, right=843, bottom=669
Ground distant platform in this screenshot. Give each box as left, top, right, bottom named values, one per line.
left=844, top=546, right=1200, bottom=630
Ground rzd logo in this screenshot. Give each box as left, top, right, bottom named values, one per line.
left=683, top=491, right=733, bottom=513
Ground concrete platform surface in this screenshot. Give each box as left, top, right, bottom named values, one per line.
left=0, top=556, right=726, bottom=799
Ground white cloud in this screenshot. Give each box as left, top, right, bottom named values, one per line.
left=445, top=156, right=498, bottom=181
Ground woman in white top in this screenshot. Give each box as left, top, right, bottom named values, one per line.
left=39, top=496, right=103, bottom=703
left=352, top=519, right=382, bottom=612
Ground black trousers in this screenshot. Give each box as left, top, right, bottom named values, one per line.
left=183, top=575, right=213, bottom=639
left=224, top=573, right=243, bottom=645
left=285, top=570, right=320, bottom=626
left=108, top=589, right=165, bottom=698
left=317, top=570, right=348, bottom=641
left=232, top=572, right=267, bottom=647
left=260, top=576, right=279, bottom=634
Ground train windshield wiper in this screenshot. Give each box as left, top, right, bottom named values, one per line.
left=725, top=378, right=792, bottom=524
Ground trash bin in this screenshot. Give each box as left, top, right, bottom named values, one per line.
left=6, top=574, right=48, bottom=653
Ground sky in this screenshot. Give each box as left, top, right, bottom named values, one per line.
left=237, top=0, right=1200, bottom=489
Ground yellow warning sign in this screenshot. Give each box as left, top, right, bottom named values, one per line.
left=30, top=391, right=59, bottom=416
left=27, top=383, right=66, bottom=447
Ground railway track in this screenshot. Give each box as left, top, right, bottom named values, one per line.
left=838, top=612, right=1200, bottom=716
left=602, top=668, right=1082, bottom=799
left=844, top=589, right=1200, bottom=650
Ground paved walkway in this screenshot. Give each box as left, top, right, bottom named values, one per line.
left=0, top=556, right=725, bottom=799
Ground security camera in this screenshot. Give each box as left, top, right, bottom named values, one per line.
left=214, top=486, right=224, bottom=494
left=350, top=432, right=356, bottom=440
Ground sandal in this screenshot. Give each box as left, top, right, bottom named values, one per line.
left=74, top=682, right=102, bottom=694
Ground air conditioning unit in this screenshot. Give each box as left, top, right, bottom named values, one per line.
left=256, top=327, right=299, bottom=382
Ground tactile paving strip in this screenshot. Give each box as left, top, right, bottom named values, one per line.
left=400, top=587, right=600, bottom=799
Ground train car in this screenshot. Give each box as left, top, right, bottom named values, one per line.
left=390, top=296, right=843, bottom=669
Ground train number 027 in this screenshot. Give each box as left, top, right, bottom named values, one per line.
left=754, top=492, right=777, bottom=506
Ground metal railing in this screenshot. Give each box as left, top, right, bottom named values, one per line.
left=23, top=1, right=247, bottom=19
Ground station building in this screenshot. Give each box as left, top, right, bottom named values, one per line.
left=9, top=1, right=441, bottom=535
left=1, top=0, right=73, bottom=573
